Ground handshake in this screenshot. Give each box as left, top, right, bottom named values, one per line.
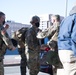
left=40, top=44, right=50, bottom=52
left=40, top=40, right=58, bottom=52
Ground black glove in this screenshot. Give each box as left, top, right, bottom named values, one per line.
left=49, top=40, right=57, bottom=50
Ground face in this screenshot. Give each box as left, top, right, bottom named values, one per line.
left=0, top=15, right=5, bottom=25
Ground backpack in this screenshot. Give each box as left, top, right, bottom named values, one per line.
left=17, top=27, right=28, bottom=43
left=12, top=27, right=29, bottom=43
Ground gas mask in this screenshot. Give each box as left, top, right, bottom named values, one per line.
left=2, top=20, right=5, bottom=25
left=35, top=22, right=40, bottom=27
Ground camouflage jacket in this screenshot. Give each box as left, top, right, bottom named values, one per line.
left=37, top=22, right=60, bottom=42
left=50, top=22, right=60, bottom=41
left=0, top=25, right=14, bottom=59
left=12, top=27, right=29, bottom=55
left=25, top=26, right=40, bottom=51
left=37, top=22, right=60, bottom=50
left=12, top=27, right=28, bottom=48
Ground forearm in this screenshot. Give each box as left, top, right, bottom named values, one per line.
left=37, top=26, right=57, bottom=39
left=1, top=31, right=14, bottom=50
left=2, top=37, right=14, bottom=49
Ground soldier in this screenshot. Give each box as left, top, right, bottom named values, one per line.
left=12, top=27, right=28, bottom=75
left=37, top=14, right=63, bottom=75
left=25, top=15, right=41, bottom=75
left=0, top=11, right=16, bottom=75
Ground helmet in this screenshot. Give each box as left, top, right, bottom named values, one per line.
left=30, top=15, right=40, bottom=23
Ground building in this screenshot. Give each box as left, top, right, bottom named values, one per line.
left=5, top=20, right=31, bottom=37
left=38, top=14, right=64, bottom=30
left=38, top=14, right=50, bottom=30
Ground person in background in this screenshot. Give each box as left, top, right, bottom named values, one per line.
left=0, top=11, right=16, bottom=75
left=58, top=4, right=76, bottom=75
left=37, top=14, right=63, bottom=75
left=25, top=15, right=41, bottom=75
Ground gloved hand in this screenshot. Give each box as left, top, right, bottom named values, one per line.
left=47, top=40, right=57, bottom=48
left=47, top=40, right=58, bottom=51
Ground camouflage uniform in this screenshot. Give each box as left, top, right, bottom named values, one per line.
left=37, top=25, right=56, bottom=39
left=25, top=26, right=40, bottom=75
left=0, top=25, right=15, bottom=75
left=12, top=27, right=28, bottom=75
left=18, top=48, right=27, bottom=75
left=37, top=22, right=63, bottom=71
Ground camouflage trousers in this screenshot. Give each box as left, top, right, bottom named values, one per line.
left=46, top=50, right=63, bottom=74
left=26, top=50, right=40, bottom=75
left=20, top=57, right=27, bottom=75
left=46, top=50, right=62, bottom=67
left=18, top=48, right=27, bottom=75
left=0, top=60, right=4, bottom=75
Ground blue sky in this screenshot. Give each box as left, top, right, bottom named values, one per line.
left=0, top=0, right=76, bottom=24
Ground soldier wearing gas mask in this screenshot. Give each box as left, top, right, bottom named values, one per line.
left=25, top=15, right=41, bottom=75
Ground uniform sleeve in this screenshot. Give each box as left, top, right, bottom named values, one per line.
left=50, top=25, right=59, bottom=41
left=26, top=30, right=40, bottom=51
left=1, top=28, right=14, bottom=49
left=37, top=25, right=57, bottom=39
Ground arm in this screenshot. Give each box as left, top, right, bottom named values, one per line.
left=12, top=31, right=25, bottom=48
left=1, top=27, right=15, bottom=50
left=37, top=25, right=57, bottom=39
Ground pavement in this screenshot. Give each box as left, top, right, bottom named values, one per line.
left=4, top=66, right=50, bottom=75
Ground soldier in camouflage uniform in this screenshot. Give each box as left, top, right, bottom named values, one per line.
left=37, top=15, right=63, bottom=75
left=12, top=27, right=28, bottom=75
left=25, top=16, right=41, bottom=75
left=0, top=11, right=16, bottom=75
